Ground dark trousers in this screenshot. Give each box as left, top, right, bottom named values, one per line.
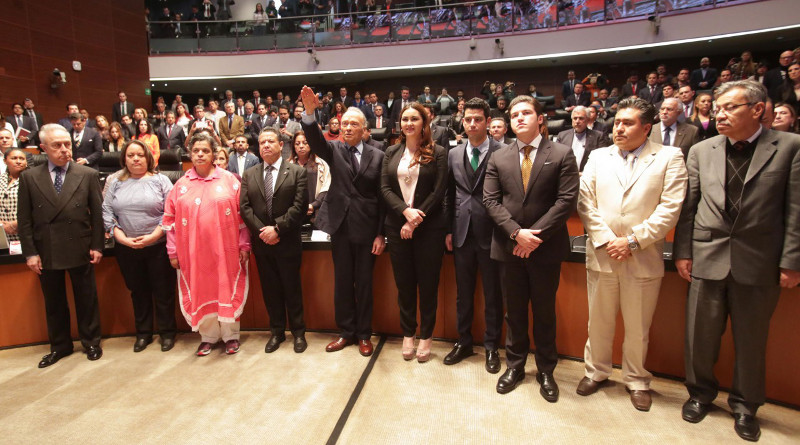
left=39, top=263, right=102, bottom=352
left=387, top=227, right=447, bottom=339
left=115, top=242, right=177, bottom=340
left=330, top=222, right=376, bottom=340
left=254, top=248, right=306, bottom=337
left=453, top=235, right=503, bottom=350
left=501, top=260, right=561, bottom=373
left=684, top=275, right=780, bottom=416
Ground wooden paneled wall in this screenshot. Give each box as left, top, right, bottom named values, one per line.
left=0, top=0, right=149, bottom=125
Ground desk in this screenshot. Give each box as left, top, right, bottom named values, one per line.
left=1, top=216, right=798, bottom=406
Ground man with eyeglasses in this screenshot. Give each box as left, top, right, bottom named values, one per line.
left=442, top=98, right=505, bottom=374
left=765, top=50, right=795, bottom=102
left=674, top=80, right=800, bottom=441
left=649, top=98, right=700, bottom=159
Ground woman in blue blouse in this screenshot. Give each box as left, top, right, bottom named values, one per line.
left=102, top=140, right=177, bottom=352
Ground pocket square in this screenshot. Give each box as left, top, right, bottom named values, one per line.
left=544, top=161, right=553, bottom=165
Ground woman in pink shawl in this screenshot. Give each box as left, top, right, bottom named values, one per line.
left=163, top=131, right=251, bottom=356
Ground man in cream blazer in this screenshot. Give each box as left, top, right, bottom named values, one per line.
left=577, top=97, right=687, bottom=411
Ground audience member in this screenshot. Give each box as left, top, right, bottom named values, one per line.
left=106, top=122, right=126, bottom=152
left=134, top=119, right=161, bottom=166
left=58, top=103, right=80, bottom=129
left=772, top=102, right=798, bottom=133
left=219, top=101, right=245, bottom=149
left=228, top=135, right=259, bottom=176
left=556, top=106, right=608, bottom=172
left=776, top=61, right=800, bottom=115
left=288, top=131, right=331, bottom=229
left=650, top=98, right=700, bottom=159
left=112, top=91, right=135, bottom=123
left=688, top=92, right=719, bottom=140
left=690, top=57, right=718, bottom=91
left=70, top=112, right=103, bottom=169
left=0, top=147, right=27, bottom=243
left=157, top=111, right=186, bottom=150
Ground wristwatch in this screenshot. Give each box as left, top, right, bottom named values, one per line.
left=627, top=234, right=639, bottom=251
left=510, top=228, right=520, bottom=241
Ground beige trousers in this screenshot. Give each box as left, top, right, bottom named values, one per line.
left=199, top=317, right=241, bottom=343
left=584, top=269, right=662, bottom=390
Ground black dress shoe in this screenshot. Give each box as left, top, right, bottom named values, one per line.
left=681, top=399, right=711, bottom=423
left=733, top=413, right=761, bottom=442
left=161, top=337, right=175, bottom=352
left=496, top=368, right=525, bottom=394
left=264, top=335, right=285, bottom=353
left=86, top=346, right=103, bottom=361
left=294, top=336, right=308, bottom=353
left=38, top=350, right=73, bottom=368
left=133, top=337, right=153, bottom=353
left=443, top=343, right=474, bottom=365
left=536, top=372, right=559, bottom=403
left=485, top=350, right=501, bottom=374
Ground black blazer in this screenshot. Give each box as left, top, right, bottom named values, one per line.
left=690, top=67, right=719, bottom=91
left=688, top=116, right=719, bottom=141
left=112, top=101, right=135, bottom=123
left=563, top=93, right=590, bottom=108
left=431, top=125, right=450, bottom=150
left=638, top=85, right=663, bottom=104
left=70, top=127, right=103, bottom=168
left=240, top=161, right=308, bottom=257
left=301, top=117, right=385, bottom=244
left=446, top=138, right=504, bottom=250
left=483, top=139, right=579, bottom=263
left=157, top=124, right=186, bottom=150
left=380, top=143, right=448, bottom=232
left=17, top=161, right=104, bottom=270
left=555, top=128, right=609, bottom=171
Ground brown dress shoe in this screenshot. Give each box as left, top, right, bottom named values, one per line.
left=576, top=377, right=607, bottom=396
left=358, top=339, right=373, bottom=357
left=629, top=389, right=652, bottom=411
left=325, top=337, right=354, bottom=352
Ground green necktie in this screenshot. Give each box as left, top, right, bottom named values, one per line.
left=471, top=147, right=480, bottom=171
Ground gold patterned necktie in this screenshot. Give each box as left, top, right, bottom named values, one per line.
left=521, top=145, right=533, bottom=191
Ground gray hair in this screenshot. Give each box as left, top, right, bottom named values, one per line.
left=38, top=123, right=69, bottom=145
left=343, top=107, right=367, bottom=126
left=714, top=80, right=768, bottom=104
left=571, top=106, right=588, bottom=118
left=663, top=97, right=684, bottom=112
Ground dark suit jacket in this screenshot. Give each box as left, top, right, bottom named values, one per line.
left=111, top=101, right=135, bottom=123
left=240, top=160, right=308, bottom=257
left=688, top=116, right=719, bottom=141
left=368, top=116, right=391, bottom=131
left=17, top=161, right=104, bottom=270
left=556, top=128, right=609, bottom=171
left=621, top=81, right=647, bottom=99
left=380, top=143, right=448, bottom=232
left=446, top=138, right=504, bottom=249
left=70, top=127, right=103, bottom=168
left=251, top=115, right=276, bottom=137
left=673, top=130, right=800, bottom=285
left=639, top=85, right=663, bottom=104
left=431, top=124, right=450, bottom=149
left=690, top=67, right=719, bottom=91
left=483, top=139, right=579, bottom=263
left=157, top=124, right=186, bottom=150
left=227, top=151, right=260, bottom=176
left=301, top=116, right=385, bottom=243
left=648, top=121, right=700, bottom=159
left=25, top=109, right=44, bottom=129
left=562, top=79, right=578, bottom=102
left=563, top=93, right=590, bottom=109
left=765, top=67, right=788, bottom=102
left=7, top=114, right=36, bottom=145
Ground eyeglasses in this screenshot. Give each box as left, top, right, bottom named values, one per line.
left=716, top=102, right=754, bottom=115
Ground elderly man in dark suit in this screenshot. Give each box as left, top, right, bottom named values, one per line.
left=240, top=127, right=309, bottom=353
left=443, top=98, right=505, bottom=373
left=649, top=98, right=700, bottom=159
left=556, top=106, right=610, bottom=172
left=483, top=95, right=579, bottom=401
left=674, top=81, right=800, bottom=442
left=69, top=113, right=102, bottom=169
left=300, top=85, right=386, bottom=357
left=17, top=124, right=105, bottom=368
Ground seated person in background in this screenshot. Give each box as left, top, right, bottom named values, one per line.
left=120, top=115, right=137, bottom=140
left=134, top=119, right=161, bottom=166
left=105, top=122, right=127, bottom=152
left=287, top=130, right=330, bottom=229
left=490, top=97, right=509, bottom=122
left=564, top=83, right=591, bottom=112
left=324, top=117, right=342, bottom=141
left=489, top=117, right=514, bottom=145
left=0, top=147, right=29, bottom=243
left=772, top=102, right=798, bottom=133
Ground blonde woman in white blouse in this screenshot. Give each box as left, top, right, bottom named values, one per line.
left=380, top=102, right=448, bottom=363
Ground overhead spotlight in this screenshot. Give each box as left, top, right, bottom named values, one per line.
left=469, top=38, right=476, bottom=50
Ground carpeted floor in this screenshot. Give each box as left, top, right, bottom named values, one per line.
left=1, top=333, right=797, bottom=444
